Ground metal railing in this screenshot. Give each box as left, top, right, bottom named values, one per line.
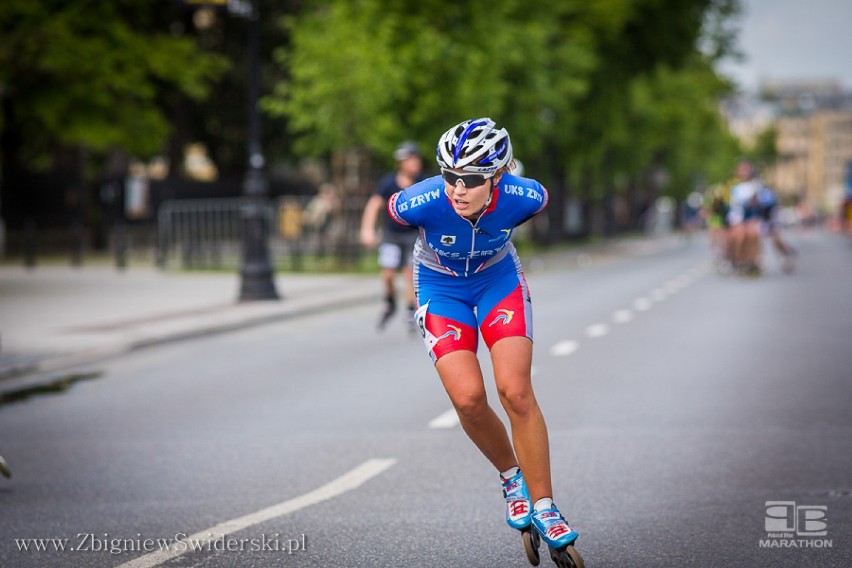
left=157, top=198, right=250, bottom=269
left=156, top=196, right=369, bottom=271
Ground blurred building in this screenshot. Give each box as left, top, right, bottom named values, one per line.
left=724, top=80, right=852, bottom=214
left=723, top=94, right=777, bottom=148
left=774, top=110, right=852, bottom=213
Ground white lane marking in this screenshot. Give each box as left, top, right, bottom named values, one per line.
left=650, top=288, right=667, bottom=302
left=550, top=340, right=580, bottom=357
left=115, top=459, right=397, bottom=568
left=689, top=265, right=707, bottom=278
left=612, top=309, right=633, bottom=323
left=429, top=408, right=460, bottom=429
left=633, top=297, right=652, bottom=311
left=585, top=323, right=609, bottom=338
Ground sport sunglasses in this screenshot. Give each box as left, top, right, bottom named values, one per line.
left=441, top=169, right=494, bottom=188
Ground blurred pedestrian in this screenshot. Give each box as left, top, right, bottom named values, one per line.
left=388, top=118, right=581, bottom=556
left=359, top=141, right=424, bottom=331
left=305, top=183, right=339, bottom=233
left=304, top=183, right=340, bottom=256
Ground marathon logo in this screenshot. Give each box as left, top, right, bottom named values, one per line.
left=759, top=501, right=832, bottom=549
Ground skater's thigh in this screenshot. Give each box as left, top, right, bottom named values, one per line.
left=413, top=285, right=478, bottom=362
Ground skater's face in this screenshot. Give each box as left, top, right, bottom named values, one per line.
left=736, top=161, right=754, bottom=180
left=398, top=155, right=422, bottom=178
left=443, top=169, right=501, bottom=219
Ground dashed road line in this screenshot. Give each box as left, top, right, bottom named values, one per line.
left=612, top=309, right=633, bottom=323
left=547, top=264, right=710, bottom=363
left=650, top=288, right=667, bottom=302
left=115, top=458, right=397, bottom=568
left=428, top=408, right=460, bottom=429
left=585, top=323, right=610, bottom=338
left=550, top=340, right=580, bottom=357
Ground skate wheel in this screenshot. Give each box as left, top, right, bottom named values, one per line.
left=564, top=546, right=584, bottom=568
left=521, top=527, right=541, bottom=566
left=548, top=545, right=584, bottom=568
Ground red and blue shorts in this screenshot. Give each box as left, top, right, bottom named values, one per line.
left=413, top=254, right=533, bottom=363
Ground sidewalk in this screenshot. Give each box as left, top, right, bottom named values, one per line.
left=0, top=233, right=687, bottom=395
left=0, top=266, right=380, bottom=387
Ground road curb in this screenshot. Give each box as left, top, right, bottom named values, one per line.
left=0, top=234, right=687, bottom=396
left=0, top=288, right=378, bottom=397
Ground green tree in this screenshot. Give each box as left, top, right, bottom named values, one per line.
left=265, top=0, right=742, bottom=236
left=561, top=0, right=742, bottom=235
left=266, top=1, right=610, bottom=163
left=0, top=0, right=229, bottom=173
left=625, top=61, right=741, bottom=195
left=745, top=125, right=779, bottom=173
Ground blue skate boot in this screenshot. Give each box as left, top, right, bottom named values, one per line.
left=531, top=503, right=579, bottom=549
left=501, top=469, right=532, bottom=529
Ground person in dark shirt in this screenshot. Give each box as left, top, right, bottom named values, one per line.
left=359, top=141, right=424, bottom=330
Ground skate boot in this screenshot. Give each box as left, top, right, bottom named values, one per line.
left=531, top=503, right=578, bottom=550
left=502, top=469, right=532, bottom=530
left=377, top=296, right=397, bottom=331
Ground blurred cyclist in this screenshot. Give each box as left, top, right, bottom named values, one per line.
left=359, top=141, right=424, bottom=331
left=757, top=183, right=797, bottom=273
left=727, top=160, right=764, bottom=276
left=704, top=185, right=731, bottom=273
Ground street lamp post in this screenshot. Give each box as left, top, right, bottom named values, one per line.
left=238, top=0, right=279, bottom=301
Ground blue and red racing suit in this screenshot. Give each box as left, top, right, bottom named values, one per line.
left=388, top=173, right=548, bottom=362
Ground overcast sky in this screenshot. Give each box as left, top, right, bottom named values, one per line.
left=717, top=0, right=852, bottom=91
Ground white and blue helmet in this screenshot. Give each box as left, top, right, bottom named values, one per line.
left=436, top=117, right=513, bottom=174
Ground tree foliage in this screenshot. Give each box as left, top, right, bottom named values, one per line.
left=267, top=0, right=743, bottom=214
left=0, top=0, right=230, bottom=169
left=745, top=125, right=779, bottom=173
left=0, top=0, right=748, bottom=241
left=264, top=0, right=607, bottom=166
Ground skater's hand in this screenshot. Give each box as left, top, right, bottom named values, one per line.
left=360, top=228, right=378, bottom=248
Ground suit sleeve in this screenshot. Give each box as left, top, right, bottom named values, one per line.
left=387, top=178, right=440, bottom=228
left=515, top=182, right=549, bottom=227
left=387, top=190, right=412, bottom=227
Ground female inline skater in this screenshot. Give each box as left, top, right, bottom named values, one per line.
left=388, top=118, right=581, bottom=560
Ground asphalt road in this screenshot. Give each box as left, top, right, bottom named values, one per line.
left=1, top=230, right=850, bottom=568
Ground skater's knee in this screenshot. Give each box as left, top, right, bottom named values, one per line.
left=498, top=385, right=536, bottom=418
left=451, top=391, right=490, bottom=422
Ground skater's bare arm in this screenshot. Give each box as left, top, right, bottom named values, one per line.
left=360, top=195, right=384, bottom=247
